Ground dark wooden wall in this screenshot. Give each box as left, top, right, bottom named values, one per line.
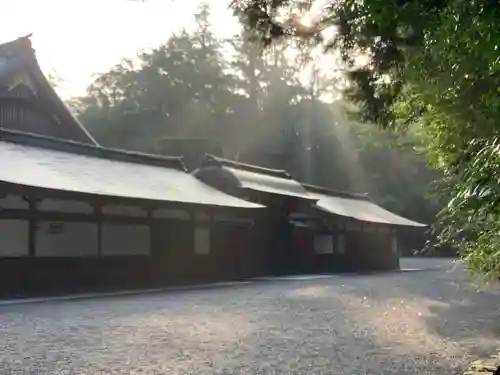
left=290, top=221, right=400, bottom=274
left=0, top=97, right=74, bottom=140
left=0, top=193, right=401, bottom=298
left=0, top=195, right=279, bottom=297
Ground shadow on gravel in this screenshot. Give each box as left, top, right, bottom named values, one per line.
left=328, top=260, right=500, bottom=358
left=0, top=261, right=494, bottom=375
left=0, top=278, right=458, bottom=375
left=234, top=299, right=459, bottom=375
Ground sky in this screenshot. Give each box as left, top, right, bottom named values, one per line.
left=0, top=0, right=240, bottom=98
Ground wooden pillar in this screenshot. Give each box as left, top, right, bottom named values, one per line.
left=147, top=206, right=153, bottom=255
left=22, top=195, right=39, bottom=257
left=93, top=202, right=103, bottom=257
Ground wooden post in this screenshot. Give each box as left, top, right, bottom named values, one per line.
left=22, top=195, right=39, bottom=257
left=93, top=202, right=103, bottom=257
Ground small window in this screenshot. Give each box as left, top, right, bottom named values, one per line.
left=194, top=226, right=210, bottom=255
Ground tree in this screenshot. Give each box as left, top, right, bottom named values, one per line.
left=231, top=0, right=500, bottom=277
left=72, top=3, right=234, bottom=157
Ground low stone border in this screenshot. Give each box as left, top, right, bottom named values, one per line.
left=0, top=281, right=250, bottom=306
left=465, top=353, right=500, bottom=375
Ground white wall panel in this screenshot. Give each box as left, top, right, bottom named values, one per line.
left=38, top=198, right=94, bottom=214
left=0, top=194, right=29, bottom=210
left=36, top=221, right=98, bottom=257
left=0, top=219, right=29, bottom=257
left=101, top=223, right=150, bottom=256
left=314, top=234, right=334, bottom=254
left=194, top=226, right=210, bottom=255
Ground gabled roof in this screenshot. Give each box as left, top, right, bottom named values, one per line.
left=304, top=184, right=426, bottom=227
left=0, top=35, right=97, bottom=145
left=0, top=129, right=263, bottom=209
left=195, top=154, right=314, bottom=200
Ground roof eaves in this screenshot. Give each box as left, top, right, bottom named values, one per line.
left=312, top=204, right=426, bottom=227
left=203, top=154, right=292, bottom=179
left=0, top=129, right=188, bottom=172
left=303, top=183, right=371, bottom=201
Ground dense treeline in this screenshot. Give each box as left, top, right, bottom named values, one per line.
left=70, top=4, right=441, bottom=254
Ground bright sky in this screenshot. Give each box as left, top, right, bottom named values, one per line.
left=0, top=0, right=240, bottom=98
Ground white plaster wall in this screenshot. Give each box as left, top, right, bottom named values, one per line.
left=378, top=225, right=391, bottom=233
left=213, top=215, right=253, bottom=225
left=0, top=219, right=29, bottom=257
left=337, top=234, right=346, bottom=254
left=102, top=204, right=147, bottom=217
left=152, top=208, right=190, bottom=220
left=194, top=226, right=210, bottom=255
left=391, top=237, right=398, bottom=254
left=195, top=212, right=210, bottom=222
left=363, top=224, right=376, bottom=232
left=0, top=194, right=29, bottom=210
left=38, top=198, right=94, bottom=214
left=346, top=222, right=362, bottom=231
left=101, top=223, right=150, bottom=256
left=35, top=221, right=98, bottom=257
left=314, top=234, right=334, bottom=254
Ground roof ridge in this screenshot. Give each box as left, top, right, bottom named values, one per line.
left=303, top=183, right=371, bottom=201
left=203, top=154, right=292, bottom=179
left=0, top=129, right=187, bottom=172
left=0, top=34, right=98, bottom=146
left=0, top=34, right=33, bottom=58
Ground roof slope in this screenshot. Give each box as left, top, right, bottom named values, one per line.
left=195, top=154, right=313, bottom=199
left=0, top=35, right=97, bottom=145
left=304, top=184, right=426, bottom=227
left=0, top=130, right=262, bottom=209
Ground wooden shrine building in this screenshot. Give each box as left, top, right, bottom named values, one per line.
left=291, top=184, right=426, bottom=273
left=194, top=155, right=426, bottom=275
left=0, top=129, right=264, bottom=296
left=193, top=154, right=317, bottom=276
left=0, top=35, right=265, bottom=297
left=0, top=34, right=426, bottom=297
left=0, top=34, right=97, bottom=144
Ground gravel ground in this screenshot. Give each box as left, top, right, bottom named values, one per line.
left=0, top=258, right=499, bottom=375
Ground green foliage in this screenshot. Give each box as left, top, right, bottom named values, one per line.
left=231, top=0, right=500, bottom=274
left=433, top=137, right=500, bottom=278
left=398, top=1, right=500, bottom=275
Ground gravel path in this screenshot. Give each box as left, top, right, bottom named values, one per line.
left=0, top=258, right=499, bottom=375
